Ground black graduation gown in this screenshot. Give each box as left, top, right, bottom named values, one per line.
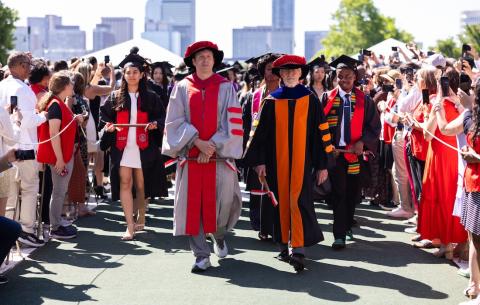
left=147, top=80, right=169, bottom=110
left=319, top=87, right=381, bottom=239
left=320, top=87, right=381, bottom=153
left=99, top=89, right=168, bottom=201
left=244, top=85, right=335, bottom=248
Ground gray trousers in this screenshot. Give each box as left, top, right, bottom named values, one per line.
left=392, top=134, right=414, bottom=213
left=49, top=158, right=74, bottom=230
left=189, top=221, right=226, bottom=258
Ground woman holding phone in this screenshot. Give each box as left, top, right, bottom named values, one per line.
left=77, top=60, right=115, bottom=199
left=417, top=67, right=468, bottom=257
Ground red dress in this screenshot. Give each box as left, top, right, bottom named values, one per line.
left=417, top=99, right=467, bottom=244
left=410, top=100, right=431, bottom=161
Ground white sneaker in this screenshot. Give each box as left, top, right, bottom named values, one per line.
left=191, top=257, right=211, bottom=273
left=404, top=226, right=418, bottom=234
left=213, top=239, right=228, bottom=259
left=402, top=214, right=418, bottom=225
left=386, top=207, right=414, bottom=219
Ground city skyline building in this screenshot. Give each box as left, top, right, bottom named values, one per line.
left=93, top=17, right=133, bottom=51
left=142, top=0, right=195, bottom=55
left=93, top=24, right=116, bottom=51
left=100, top=17, right=134, bottom=45
left=461, top=10, right=480, bottom=28
left=232, top=0, right=294, bottom=60
left=21, top=15, right=86, bottom=60
left=304, top=31, right=328, bottom=60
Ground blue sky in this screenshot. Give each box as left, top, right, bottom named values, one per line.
left=4, top=0, right=480, bottom=57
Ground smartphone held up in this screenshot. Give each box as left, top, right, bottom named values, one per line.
left=10, top=96, right=18, bottom=114
left=422, top=89, right=430, bottom=105
left=440, top=76, right=450, bottom=97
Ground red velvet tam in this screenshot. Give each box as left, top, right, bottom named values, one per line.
left=184, top=41, right=224, bottom=69
left=272, top=54, right=309, bottom=79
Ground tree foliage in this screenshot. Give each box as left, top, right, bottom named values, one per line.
left=320, top=0, right=414, bottom=59
left=433, top=37, right=461, bottom=58
left=462, top=24, right=480, bottom=52
left=0, top=1, right=18, bottom=65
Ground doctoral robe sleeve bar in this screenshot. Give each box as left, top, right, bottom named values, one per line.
left=210, top=83, right=244, bottom=159
left=162, top=82, right=199, bottom=158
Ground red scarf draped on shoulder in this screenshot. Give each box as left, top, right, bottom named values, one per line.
left=185, top=73, right=228, bottom=235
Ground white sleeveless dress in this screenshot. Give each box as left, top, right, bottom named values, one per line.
left=119, top=93, right=142, bottom=169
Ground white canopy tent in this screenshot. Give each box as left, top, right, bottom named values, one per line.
left=366, top=38, right=412, bottom=62
left=82, top=38, right=183, bottom=67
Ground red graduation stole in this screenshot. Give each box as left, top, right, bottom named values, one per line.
left=324, top=87, right=365, bottom=174
left=115, top=96, right=149, bottom=151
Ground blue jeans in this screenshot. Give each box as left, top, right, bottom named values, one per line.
left=0, top=216, right=21, bottom=267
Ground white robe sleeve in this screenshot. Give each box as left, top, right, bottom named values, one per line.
left=161, top=82, right=199, bottom=158
left=210, top=83, right=244, bottom=159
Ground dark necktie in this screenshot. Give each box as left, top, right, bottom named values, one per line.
left=344, top=94, right=351, bottom=144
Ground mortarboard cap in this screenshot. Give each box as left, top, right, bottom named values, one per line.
left=118, top=52, right=149, bottom=72
left=245, top=55, right=262, bottom=66
left=233, top=60, right=247, bottom=72
left=308, top=55, right=328, bottom=69
left=329, top=55, right=362, bottom=71
left=151, top=61, right=174, bottom=76
left=256, top=52, right=282, bottom=78
left=216, top=64, right=237, bottom=74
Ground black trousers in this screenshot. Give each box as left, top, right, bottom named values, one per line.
left=246, top=168, right=262, bottom=231
left=328, top=155, right=362, bottom=240
left=39, top=166, right=52, bottom=224
left=407, top=151, right=425, bottom=204
left=0, top=216, right=21, bottom=266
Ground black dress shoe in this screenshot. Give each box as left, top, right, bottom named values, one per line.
left=289, top=253, right=305, bottom=272
left=332, top=238, right=346, bottom=250
left=0, top=274, right=8, bottom=285
left=94, top=186, right=107, bottom=200
left=275, top=249, right=290, bottom=263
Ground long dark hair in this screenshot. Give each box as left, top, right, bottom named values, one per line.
left=115, top=66, right=151, bottom=112
left=471, top=78, right=480, bottom=143
left=445, top=67, right=460, bottom=94
left=308, top=65, right=327, bottom=92
left=152, top=66, right=169, bottom=89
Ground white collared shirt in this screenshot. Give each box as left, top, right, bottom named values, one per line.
left=338, top=87, right=352, bottom=147
left=0, top=76, right=46, bottom=150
